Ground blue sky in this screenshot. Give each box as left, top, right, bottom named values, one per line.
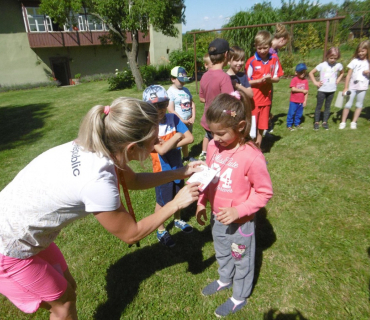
left=182, top=0, right=344, bottom=33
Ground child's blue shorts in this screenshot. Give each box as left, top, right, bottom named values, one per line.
left=155, top=180, right=184, bottom=207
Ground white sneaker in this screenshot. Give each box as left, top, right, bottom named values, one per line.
left=350, top=122, right=357, bottom=129
left=339, top=122, right=346, bottom=129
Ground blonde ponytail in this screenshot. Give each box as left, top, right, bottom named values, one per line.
left=76, top=97, right=158, bottom=161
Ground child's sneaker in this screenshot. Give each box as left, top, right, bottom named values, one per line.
left=339, top=122, right=346, bottom=129
left=295, top=124, right=303, bottom=129
left=198, top=152, right=207, bottom=161
left=287, top=127, right=295, bottom=131
left=214, top=298, right=247, bottom=317
left=322, top=122, right=329, bottom=130
left=157, top=230, right=175, bottom=248
left=202, top=280, right=232, bottom=296
left=350, top=122, right=357, bottom=129
left=314, top=123, right=319, bottom=130
left=174, top=220, right=193, bottom=233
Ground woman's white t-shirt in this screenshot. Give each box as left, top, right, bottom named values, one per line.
left=0, top=141, right=121, bottom=259
left=348, top=58, right=370, bottom=90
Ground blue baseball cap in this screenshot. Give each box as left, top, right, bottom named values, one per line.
left=171, top=66, right=190, bottom=83
left=142, top=85, right=169, bottom=104
left=295, top=63, right=307, bottom=72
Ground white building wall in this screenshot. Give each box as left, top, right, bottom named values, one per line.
left=149, top=23, right=182, bottom=65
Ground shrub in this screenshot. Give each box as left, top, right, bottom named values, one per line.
left=107, top=69, right=135, bottom=90
left=279, top=52, right=295, bottom=77
left=139, top=65, right=157, bottom=85
left=155, top=64, right=171, bottom=81
left=80, top=73, right=113, bottom=83
left=169, top=49, right=204, bottom=76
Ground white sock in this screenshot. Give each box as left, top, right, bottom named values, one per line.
left=217, top=280, right=230, bottom=287
left=231, top=297, right=245, bottom=306
left=201, top=151, right=207, bottom=155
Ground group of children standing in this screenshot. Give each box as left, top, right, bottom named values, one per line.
left=139, top=29, right=369, bottom=317
left=288, top=40, right=369, bottom=131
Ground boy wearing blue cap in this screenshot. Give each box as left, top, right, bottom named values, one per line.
left=143, top=85, right=194, bottom=247
left=286, top=63, right=309, bottom=130
left=167, top=66, right=196, bottom=163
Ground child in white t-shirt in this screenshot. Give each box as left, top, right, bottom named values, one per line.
left=167, top=66, right=196, bottom=162
left=309, top=47, right=344, bottom=130
left=339, top=40, right=370, bottom=129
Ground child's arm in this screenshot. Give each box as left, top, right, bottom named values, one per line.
left=235, top=83, right=254, bottom=98
left=336, top=68, right=344, bottom=84
left=248, top=77, right=267, bottom=86
left=176, top=130, right=193, bottom=148
left=303, top=88, right=308, bottom=107
left=267, top=60, right=281, bottom=83
left=188, top=101, right=196, bottom=124
left=196, top=205, right=207, bottom=226
left=153, top=132, right=183, bottom=156
left=167, top=101, right=188, bottom=124
left=215, top=153, right=273, bottom=225
left=309, top=68, right=322, bottom=87
left=343, top=68, right=353, bottom=94
left=270, top=76, right=280, bottom=83
left=291, top=87, right=308, bottom=94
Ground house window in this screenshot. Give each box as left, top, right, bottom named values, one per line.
left=63, top=14, right=107, bottom=31
left=86, top=15, right=106, bottom=31
left=25, top=7, right=108, bottom=33
left=26, top=7, right=52, bottom=32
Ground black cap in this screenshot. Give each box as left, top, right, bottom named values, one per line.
left=208, top=38, right=233, bottom=55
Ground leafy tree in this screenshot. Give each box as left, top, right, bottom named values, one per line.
left=294, top=24, right=322, bottom=61
left=222, top=2, right=279, bottom=57
left=182, top=29, right=218, bottom=53
left=336, top=0, right=370, bottom=42
left=40, top=0, right=185, bottom=90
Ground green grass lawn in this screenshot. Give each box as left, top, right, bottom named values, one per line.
left=0, top=77, right=369, bottom=320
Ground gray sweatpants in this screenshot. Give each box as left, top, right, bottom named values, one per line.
left=211, top=214, right=256, bottom=300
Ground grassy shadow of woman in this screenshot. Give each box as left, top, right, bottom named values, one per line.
left=253, top=207, right=277, bottom=292
left=93, top=225, right=215, bottom=320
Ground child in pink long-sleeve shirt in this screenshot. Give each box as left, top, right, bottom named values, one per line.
left=196, top=90, right=273, bottom=317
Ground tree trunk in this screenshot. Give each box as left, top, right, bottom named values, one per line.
left=126, top=31, right=144, bottom=90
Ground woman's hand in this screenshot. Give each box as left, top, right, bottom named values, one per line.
left=215, top=207, right=239, bottom=225
left=196, top=205, right=207, bottom=226
left=172, top=182, right=200, bottom=210
left=180, top=161, right=206, bottom=178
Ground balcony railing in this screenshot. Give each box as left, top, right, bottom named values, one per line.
left=22, top=5, right=150, bottom=48
left=27, top=30, right=150, bottom=48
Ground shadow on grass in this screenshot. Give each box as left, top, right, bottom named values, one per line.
left=332, top=106, right=370, bottom=124
left=189, top=141, right=202, bottom=159
left=264, top=308, right=309, bottom=319
left=261, top=133, right=282, bottom=153
left=94, top=222, right=215, bottom=319
left=368, top=247, right=370, bottom=302
left=253, top=208, right=276, bottom=292
left=0, top=103, right=50, bottom=151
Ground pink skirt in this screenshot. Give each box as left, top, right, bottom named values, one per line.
left=0, top=242, right=68, bottom=313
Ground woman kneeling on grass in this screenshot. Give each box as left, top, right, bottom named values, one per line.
left=0, top=97, right=201, bottom=320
